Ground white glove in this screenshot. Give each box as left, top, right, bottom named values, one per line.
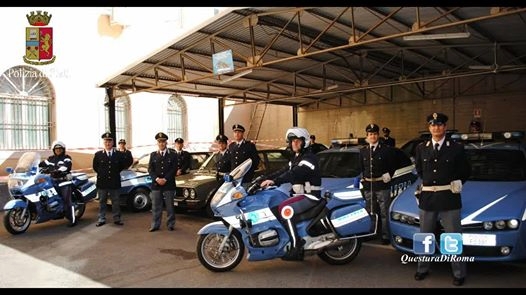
left=58, top=166, right=68, bottom=172
left=382, top=172, right=391, bottom=183
left=450, top=180, right=462, bottom=193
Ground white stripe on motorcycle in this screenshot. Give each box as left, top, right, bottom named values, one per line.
left=224, top=207, right=278, bottom=228
left=331, top=207, right=369, bottom=228
left=81, top=184, right=97, bottom=196
left=26, top=187, right=58, bottom=202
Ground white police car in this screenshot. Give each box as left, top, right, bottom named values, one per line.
left=389, top=131, right=526, bottom=261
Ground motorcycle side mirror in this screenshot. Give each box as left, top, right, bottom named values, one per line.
left=323, top=190, right=332, bottom=200
left=5, top=167, right=14, bottom=174
left=30, top=166, right=38, bottom=175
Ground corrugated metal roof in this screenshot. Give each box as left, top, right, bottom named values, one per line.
left=98, top=7, right=526, bottom=107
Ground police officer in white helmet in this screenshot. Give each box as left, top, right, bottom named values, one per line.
left=261, top=127, right=322, bottom=260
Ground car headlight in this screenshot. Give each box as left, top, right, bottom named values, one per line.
left=507, top=219, right=519, bottom=229
left=495, top=220, right=506, bottom=230
left=483, top=221, right=493, bottom=230
left=391, top=212, right=401, bottom=221
left=189, top=189, right=196, bottom=199
left=183, top=189, right=190, bottom=198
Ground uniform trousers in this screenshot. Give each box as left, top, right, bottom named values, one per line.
left=150, top=189, right=176, bottom=229
left=97, top=188, right=122, bottom=223
left=417, top=208, right=467, bottom=278
left=363, top=188, right=390, bottom=240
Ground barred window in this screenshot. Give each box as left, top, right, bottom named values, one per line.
left=167, top=94, right=187, bottom=140
left=0, top=65, right=53, bottom=150
left=105, top=92, right=131, bottom=144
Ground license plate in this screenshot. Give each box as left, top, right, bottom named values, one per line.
left=462, top=233, right=496, bottom=246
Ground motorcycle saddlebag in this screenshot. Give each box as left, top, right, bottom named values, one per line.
left=78, top=182, right=97, bottom=202
left=330, top=204, right=372, bottom=237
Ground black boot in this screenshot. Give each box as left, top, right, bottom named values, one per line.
left=281, top=239, right=305, bottom=261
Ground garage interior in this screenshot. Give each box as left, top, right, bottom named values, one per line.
left=98, top=7, right=526, bottom=146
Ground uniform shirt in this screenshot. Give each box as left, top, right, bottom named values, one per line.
left=272, top=150, right=322, bottom=189
left=215, top=150, right=231, bottom=174
left=119, top=149, right=134, bottom=169
left=39, top=153, right=73, bottom=173
left=310, top=143, right=328, bottom=154
left=381, top=136, right=396, bottom=147
left=359, top=143, right=397, bottom=191
left=148, top=149, right=178, bottom=191
left=93, top=148, right=133, bottom=189
left=174, top=149, right=191, bottom=174
left=228, top=139, right=260, bottom=182
left=415, top=139, right=470, bottom=211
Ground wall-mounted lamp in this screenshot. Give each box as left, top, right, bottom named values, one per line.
left=219, top=69, right=253, bottom=84
left=403, top=32, right=471, bottom=41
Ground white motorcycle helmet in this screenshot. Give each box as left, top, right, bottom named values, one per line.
left=285, top=127, right=311, bottom=149
left=51, top=140, right=66, bottom=153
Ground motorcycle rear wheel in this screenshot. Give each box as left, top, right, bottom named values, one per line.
left=4, top=208, right=31, bottom=235
left=197, top=231, right=244, bottom=272
left=317, top=238, right=361, bottom=265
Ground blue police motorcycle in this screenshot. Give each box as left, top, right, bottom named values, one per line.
left=196, top=158, right=378, bottom=272
left=3, top=152, right=97, bottom=235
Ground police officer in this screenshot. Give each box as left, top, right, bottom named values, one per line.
left=309, top=134, right=328, bottom=154
left=214, top=134, right=231, bottom=181
left=93, top=132, right=133, bottom=227
left=413, top=113, right=470, bottom=286
left=261, top=127, right=322, bottom=261
left=117, top=139, right=134, bottom=169
left=228, top=124, right=260, bottom=183
left=173, top=137, right=191, bottom=176
left=148, top=132, right=178, bottom=232
left=39, top=140, right=76, bottom=227
left=381, top=127, right=396, bottom=147
left=359, top=123, right=397, bottom=244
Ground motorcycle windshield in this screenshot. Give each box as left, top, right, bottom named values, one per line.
left=8, top=152, right=41, bottom=192
left=209, top=158, right=252, bottom=209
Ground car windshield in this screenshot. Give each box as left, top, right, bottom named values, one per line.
left=466, top=149, right=526, bottom=181
left=318, top=152, right=361, bottom=178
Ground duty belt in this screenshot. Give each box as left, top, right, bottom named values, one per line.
left=421, top=185, right=451, bottom=192
left=364, top=176, right=383, bottom=182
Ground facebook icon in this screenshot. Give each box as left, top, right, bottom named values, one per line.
left=413, top=233, right=435, bottom=255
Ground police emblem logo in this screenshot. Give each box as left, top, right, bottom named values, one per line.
left=433, top=113, right=438, bottom=120
left=23, top=10, right=56, bottom=65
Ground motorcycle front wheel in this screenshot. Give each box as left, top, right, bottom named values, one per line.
left=197, top=231, right=244, bottom=272
left=74, top=202, right=86, bottom=220
left=318, top=238, right=362, bottom=265
left=4, top=208, right=31, bottom=235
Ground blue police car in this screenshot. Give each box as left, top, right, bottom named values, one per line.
left=319, top=137, right=417, bottom=210
left=389, top=131, right=526, bottom=261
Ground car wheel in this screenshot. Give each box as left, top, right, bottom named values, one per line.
left=127, top=188, right=152, bottom=212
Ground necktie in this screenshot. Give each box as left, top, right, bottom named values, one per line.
left=161, top=151, right=165, bottom=157
left=434, top=143, right=439, bottom=158
left=107, top=151, right=111, bottom=157
left=371, top=145, right=375, bottom=152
